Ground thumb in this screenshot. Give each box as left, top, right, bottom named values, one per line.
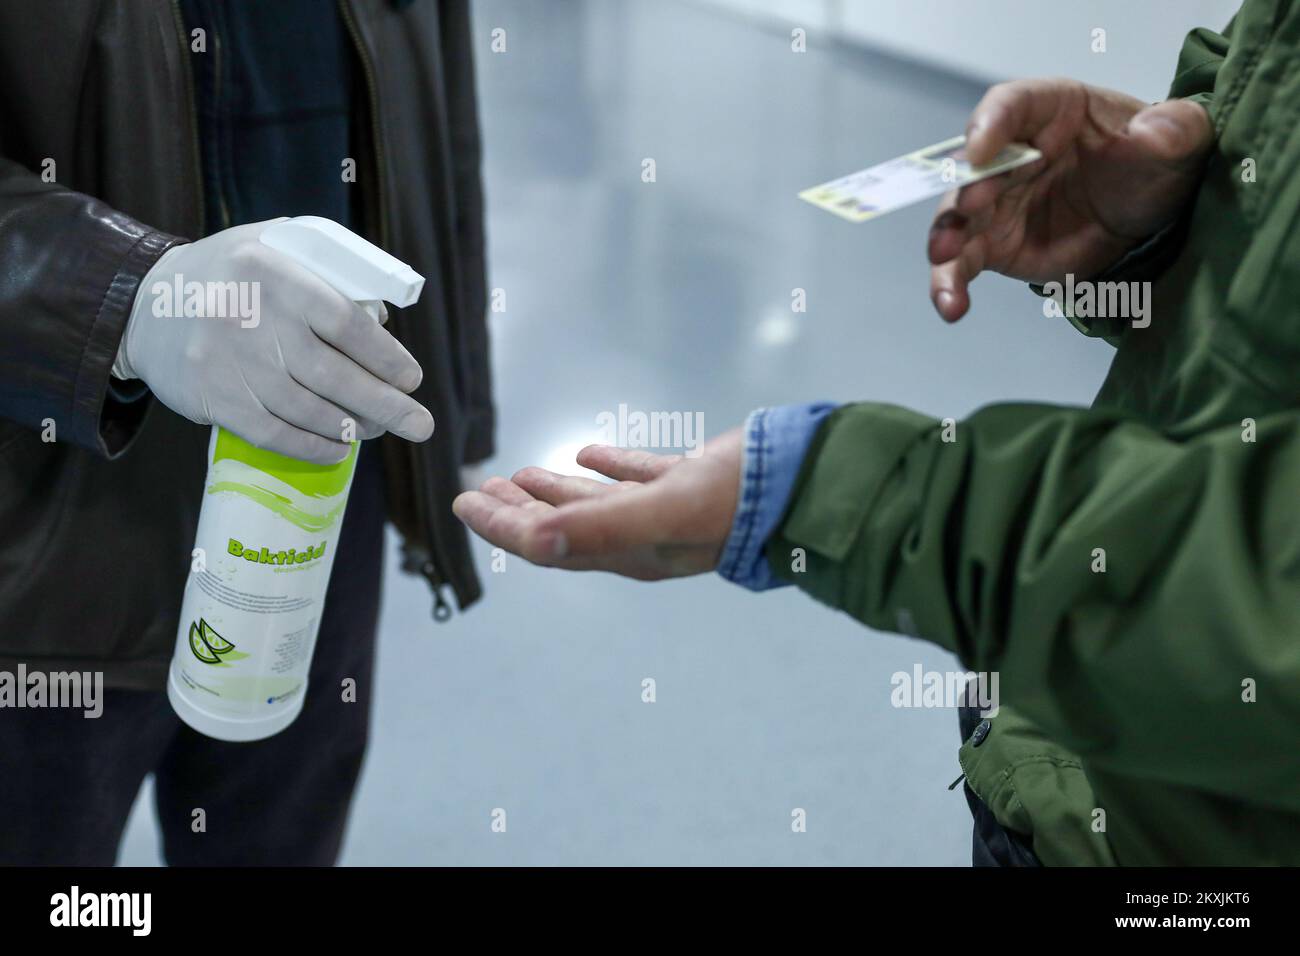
left=1126, top=99, right=1214, bottom=164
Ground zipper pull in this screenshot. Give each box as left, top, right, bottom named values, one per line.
left=948, top=773, right=966, bottom=791
left=401, top=545, right=454, bottom=622
left=428, top=572, right=453, bottom=623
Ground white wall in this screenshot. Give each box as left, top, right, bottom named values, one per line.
left=694, top=0, right=1242, bottom=101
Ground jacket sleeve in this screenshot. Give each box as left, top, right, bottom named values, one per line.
left=0, top=157, right=182, bottom=457
left=1171, top=17, right=1235, bottom=113
left=440, top=0, right=495, bottom=465
left=766, top=402, right=1300, bottom=812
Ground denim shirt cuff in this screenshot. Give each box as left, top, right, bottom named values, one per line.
left=717, top=401, right=837, bottom=591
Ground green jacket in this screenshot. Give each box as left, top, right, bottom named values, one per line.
left=769, top=0, right=1300, bottom=866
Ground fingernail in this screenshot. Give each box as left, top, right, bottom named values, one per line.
left=936, top=290, right=955, bottom=314
left=538, top=531, right=568, bottom=559
left=1137, top=113, right=1185, bottom=145
left=933, top=210, right=967, bottom=233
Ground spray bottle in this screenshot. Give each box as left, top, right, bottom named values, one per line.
left=167, top=216, right=424, bottom=742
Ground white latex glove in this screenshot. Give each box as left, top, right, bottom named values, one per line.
left=113, top=219, right=434, bottom=464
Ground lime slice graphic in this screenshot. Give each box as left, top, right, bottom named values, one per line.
left=198, top=619, right=235, bottom=654
left=188, top=618, right=247, bottom=665
left=189, top=622, right=222, bottom=664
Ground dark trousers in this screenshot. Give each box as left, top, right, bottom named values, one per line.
left=0, top=446, right=385, bottom=866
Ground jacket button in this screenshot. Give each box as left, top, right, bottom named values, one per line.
left=971, top=719, right=991, bottom=747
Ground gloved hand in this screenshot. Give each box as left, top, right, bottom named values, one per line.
left=113, top=219, right=434, bottom=464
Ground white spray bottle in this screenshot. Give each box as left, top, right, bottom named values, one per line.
left=167, top=216, right=424, bottom=742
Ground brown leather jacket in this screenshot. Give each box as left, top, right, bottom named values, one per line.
left=0, top=0, right=492, bottom=688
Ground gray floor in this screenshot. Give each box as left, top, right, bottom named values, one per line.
left=120, top=0, right=1114, bottom=865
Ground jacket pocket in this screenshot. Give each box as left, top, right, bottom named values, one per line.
left=959, top=706, right=1118, bottom=866
left=0, top=423, right=199, bottom=673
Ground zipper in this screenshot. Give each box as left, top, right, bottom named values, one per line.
left=339, top=0, right=454, bottom=623
left=212, top=30, right=232, bottom=229
left=337, top=0, right=389, bottom=248
left=169, top=0, right=206, bottom=237
left=402, top=430, right=456, bottom=623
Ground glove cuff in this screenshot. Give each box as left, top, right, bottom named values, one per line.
left=114, top=243, right=187, bottom=381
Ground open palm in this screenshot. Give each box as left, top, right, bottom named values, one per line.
left=452, top=430, right=743, bottom=581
